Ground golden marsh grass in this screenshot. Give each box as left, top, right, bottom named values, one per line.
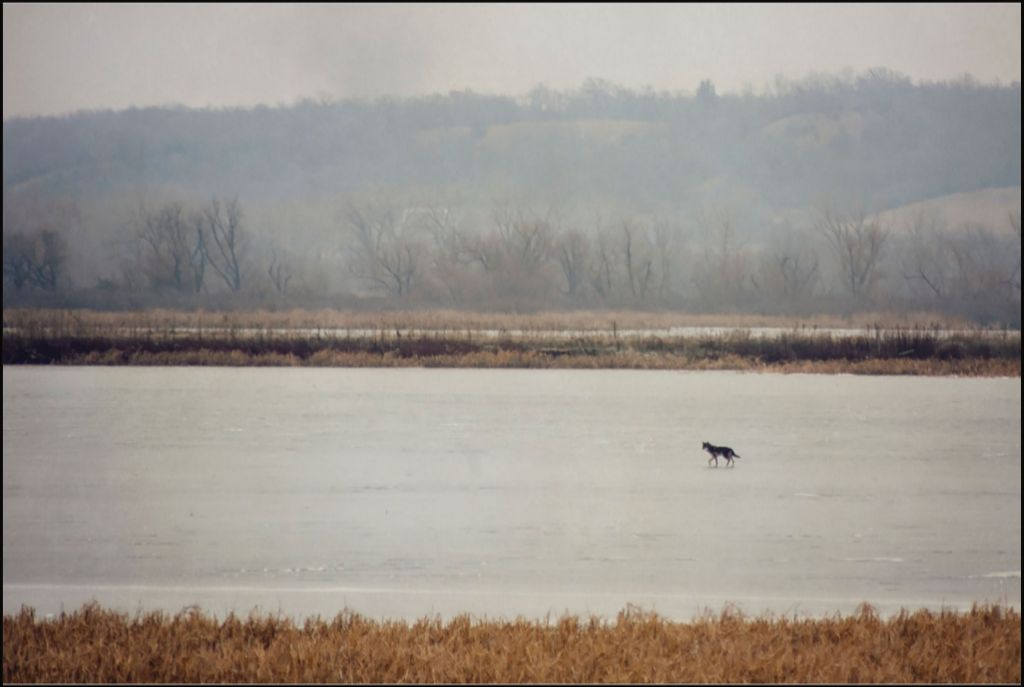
left=3, top=603, right=1019, bottom=683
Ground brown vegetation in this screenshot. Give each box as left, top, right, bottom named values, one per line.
left=3, top=308, right=1019, bottom=376
left=0, top=305, right=984, bottom=333
left=4, top=603, right=1019, bottom=683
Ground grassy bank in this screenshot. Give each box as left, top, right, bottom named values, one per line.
left=4, top=603, right=1019, bottom=683
left=3, top=308, right=1019, bottom=375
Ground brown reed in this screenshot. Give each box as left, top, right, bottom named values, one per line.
left=3, top=602, right=1019, bottom=683
left=0, top=306, right=982, bottom=335
left=4, top=307, right=1019, bottom=376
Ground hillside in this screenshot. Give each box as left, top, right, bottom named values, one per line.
left=2, top=72, right=1021, bottom=323
left=4, top=72, right=1019, bottom=218
left=876, top=186, right=1021, bottom=232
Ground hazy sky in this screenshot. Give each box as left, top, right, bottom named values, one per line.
left=4, top=3, right=1021, bottom=118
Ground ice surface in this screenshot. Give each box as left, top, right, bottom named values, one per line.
left=3, top=367, right=1020, bottom=620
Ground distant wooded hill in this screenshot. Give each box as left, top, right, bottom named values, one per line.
left=3, top=71, right=1021, bottom=322
left=5, top=71, right=1019, bottom=217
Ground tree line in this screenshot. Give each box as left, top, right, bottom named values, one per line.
left=4, top=194, right=1019, bottom=325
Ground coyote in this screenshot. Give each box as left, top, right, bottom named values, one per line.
left=702, top=441, right=741, bottom=467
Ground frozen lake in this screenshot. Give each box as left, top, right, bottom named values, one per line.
left=3, top=367, right=1020, bottom=621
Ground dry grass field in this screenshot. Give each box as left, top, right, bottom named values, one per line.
left=1, top=306, right=986, bottom=333
left=3, top=603, right=1019, bottom=683
left=3, top=308, right=1019, bottom=375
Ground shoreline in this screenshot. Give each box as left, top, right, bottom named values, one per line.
left=3, top=349, right=1019, bottom=376
left=4, top=308, right=1019, bottom=375
left=4, top=334, right=1019, bottom=376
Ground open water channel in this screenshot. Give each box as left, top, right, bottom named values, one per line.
left=3, top=367, right=1020, bottom=621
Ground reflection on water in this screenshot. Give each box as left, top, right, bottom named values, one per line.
left=3, top=367, right=1020, bottom=620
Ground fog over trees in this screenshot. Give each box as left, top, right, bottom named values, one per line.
left=3, top=70, right=1021, bottom=324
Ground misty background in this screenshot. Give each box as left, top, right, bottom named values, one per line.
left=3, top=4, right=1021, bottom=324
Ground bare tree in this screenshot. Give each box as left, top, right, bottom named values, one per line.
left=199, top=197, right=247, bottom=292
left=692, top=209, right=751, bottom=307
left=3, top=229, right=67, bottom=291
left=587, top=216, right=620, bottom=302
left=491, top=202, right=553, bottom=276
left=267, top=245, right=293, bottom=295
left=815, top=205, right=889, bottom=298
left=3, top=232, right=36, bottom=290
left=653, top=219, right=684, bottom=301
left=345, top=201, right=422, bottom=298
left=621, top=219, right=654, bottom=303
left=752, top=237, right=820, bottom=310
left=421, top=203, right=472, bottom=303
left=32, top=229, right=68, bottom=290
left=900, top=211, right=953, bottom=302
left=2, top=197, right=75, bottom=292
left=554, top=226, right=591, bottom=298
left=450, top=200, right=561, bottom=309
left=459, top=229, right=502, bottom=274
left=897, top=213, right=1019, bottom=320
left=190, top=220, right=208, bottom=293
left=773, top=247, right=819, bottom=300
left=135, top=201, right=206, bottom=292
left=948, top=223, right=1020, bottom=304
